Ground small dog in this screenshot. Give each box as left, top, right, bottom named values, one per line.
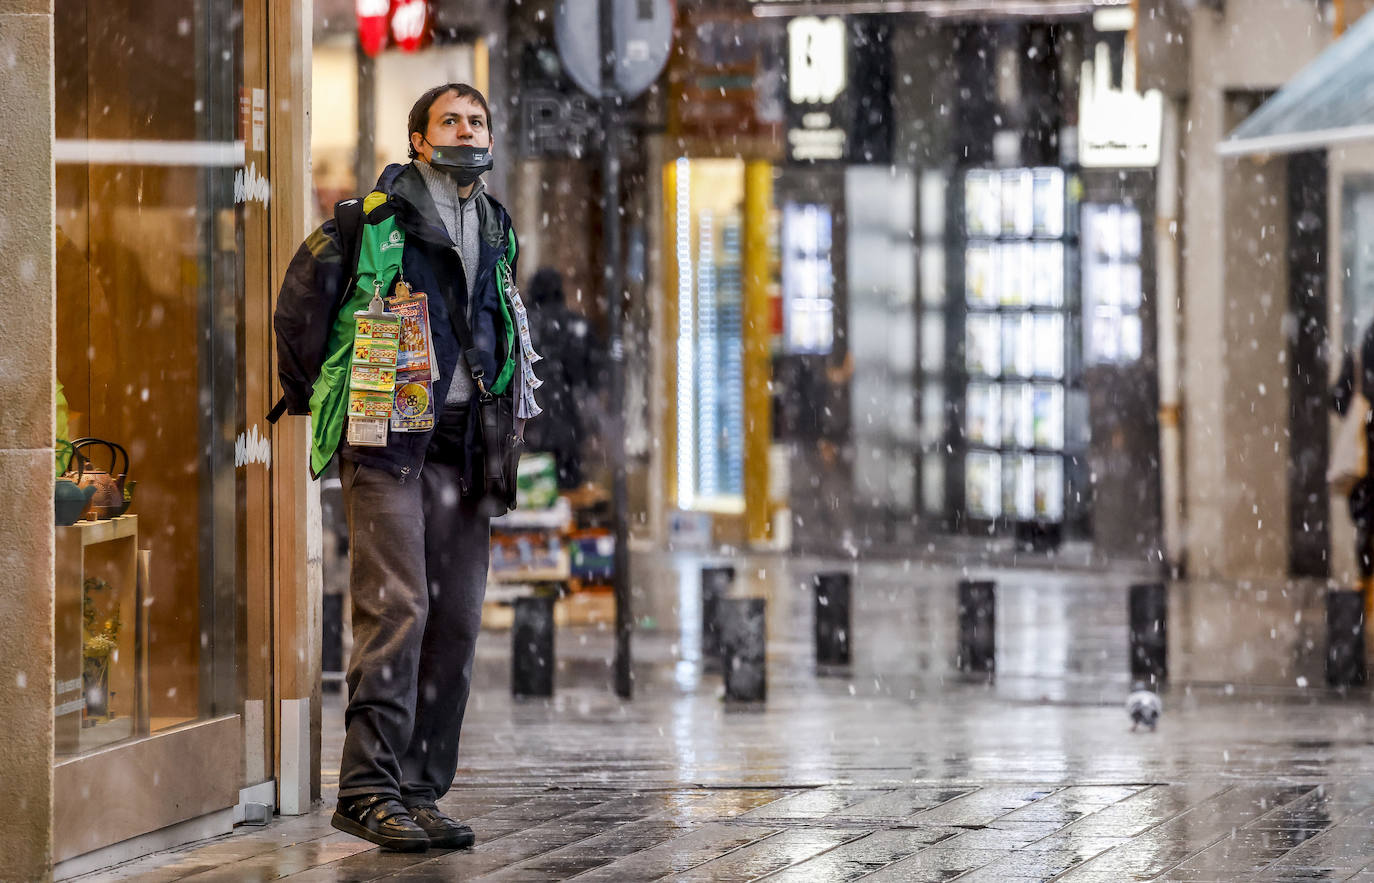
left=1126, top=683, right=1161, bottom=732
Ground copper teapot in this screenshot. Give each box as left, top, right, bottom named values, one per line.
left=66, top=438, right=129, bottom=521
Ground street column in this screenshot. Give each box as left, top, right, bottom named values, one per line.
left=0, top=0, right=57, bottom=876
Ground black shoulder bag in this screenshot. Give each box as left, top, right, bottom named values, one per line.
left=450, top=301, right=523, bottom=518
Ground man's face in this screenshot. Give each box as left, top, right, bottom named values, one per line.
left=411, top=91, right=491, bottom=162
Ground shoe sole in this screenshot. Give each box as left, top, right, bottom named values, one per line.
left=426, top=829, right=476, bottom=850
left=331, top=811, right=430, bottom=852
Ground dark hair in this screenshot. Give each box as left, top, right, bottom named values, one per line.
left=407, top=83, right=491, bottom=160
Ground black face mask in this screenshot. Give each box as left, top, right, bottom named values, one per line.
left=427, top=143, right=493, bottom=187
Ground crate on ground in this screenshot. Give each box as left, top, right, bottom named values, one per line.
left=489, top=530, right=569, bottom=582
left=569, top=528, right=615, bottom=583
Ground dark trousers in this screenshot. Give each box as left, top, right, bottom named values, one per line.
left=337, top=458, right=490, bottom=804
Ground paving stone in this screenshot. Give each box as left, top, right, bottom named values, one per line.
left=663, top=827, right=864, bottom=881
left=860, top=846, right=1016, bottom=881
left=762, top=828, right=962, bottom=881
left=1060, top=784, right=1320, bottom=880
left=906, top=784, right=1061, bottom=826
left=571, top=822, right=784, bottom=880
left=736, top=788, right=893, bottom=820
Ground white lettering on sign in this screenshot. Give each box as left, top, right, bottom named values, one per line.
left=357, top=0, right=387, bottom=15
left=234, top=161, right=271, bottom=205
left=236, top=424, right=272, bottom=468
left=251, top=88, right=266, bottom=152
left=788, top=17, right=846, bottom=105
left=1079, top=41, right=1163, bottom=168
left=788, top=127, right=846, bottom=162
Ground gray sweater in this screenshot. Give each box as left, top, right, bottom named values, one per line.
left=416, top=159, right=483, bottom=405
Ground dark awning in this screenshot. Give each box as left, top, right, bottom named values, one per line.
left=1220, top=11, right=1374, bottom=157
left=749, top=0, right=1122, bottom=20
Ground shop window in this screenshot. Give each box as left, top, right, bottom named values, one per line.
left=672, top=158, right=746, bottom=511
left=54, top=0, right=246, bottom=757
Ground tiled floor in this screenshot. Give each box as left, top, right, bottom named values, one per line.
left=70, top=554, right=1374, bottom=881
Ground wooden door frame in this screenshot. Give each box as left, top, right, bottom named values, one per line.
left=243, top=0, right=318, bottom=813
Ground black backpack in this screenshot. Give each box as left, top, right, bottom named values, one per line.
left=267, top=197, right=368, bottom=424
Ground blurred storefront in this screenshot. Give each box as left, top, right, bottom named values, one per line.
left=494, top=0, right=1170, bottom=563
left=660, top=6, right=786, bottom=549
left=1136, top=0, right=1374, bottom=583
left=755, top=2, right=1165, bottom=562
left=3, top=0, right=315, bottom=877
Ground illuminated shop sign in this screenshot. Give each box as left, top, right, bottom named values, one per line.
left=784, top=16, right=891, bottom=164
left=787, top=17, right=847, bottom=162
left=1078, top=40, right=1162, bottom=167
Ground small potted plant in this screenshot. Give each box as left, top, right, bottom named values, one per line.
left=82, top=577, right=121, bottom=724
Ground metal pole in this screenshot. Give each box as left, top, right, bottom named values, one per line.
left=354, top=40, right=376, bottom=195
left=600, top=0, right=633, bottom=699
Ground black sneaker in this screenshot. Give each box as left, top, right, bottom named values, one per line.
left=331, top=795, right=430, bottom=852
left=407, top=802, right=476, bottom=849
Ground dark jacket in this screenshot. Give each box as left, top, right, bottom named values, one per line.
left=276, top=162, right=517, bottom=482
left=1331, top=321, right=1374, bottom=515
left=521, top=269, right=596, bottom=466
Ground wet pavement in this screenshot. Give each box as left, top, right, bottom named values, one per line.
left=73, top=554, right=1374, bottom=881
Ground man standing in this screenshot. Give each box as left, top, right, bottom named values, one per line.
left=274, top=83, right=526, bottom=851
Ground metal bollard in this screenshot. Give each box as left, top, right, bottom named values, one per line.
left=701, top=565, right=735, bottom=666
left=957, top=580, right=996, bottom=676
left=512, top=595, right=556, bottom=697
left=814, top=572, right=852, bottom=667
left=322, top=593, right=345, bottom=693
left=1128, top=583, right=1168, bottom=686
left=720, top=597, right=767, bottom=702
left=1325, top=590, right=1367, bottom=688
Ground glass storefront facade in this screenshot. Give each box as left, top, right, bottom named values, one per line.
left=45, top=0, right=304, bottom=867
left=55, top=0, right=247, bottom=757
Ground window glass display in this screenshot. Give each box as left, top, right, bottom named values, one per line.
left=965, top=170, right=1001, bottom=237
left=1002, top=453, right=1034, bottom=519
left=846, top=166, right=917, bottom=517
left=1034, top=455, right=1065, bottom=519
left=966, top=382, right=1001, bottom=447
left=1032, top=168, right=1066, bottom=237
left=782, top=201, right=835, bottom=354
left=917, top=169, right=949, bottom=524
left=1000, top=169, right=1034, bottom=237
left=960, top=166, right=1073, bottom=525
left=921, top=380, right=945, bottom=447
left=54, top=0, right=246, bottom=758
left=966, top=314, right=1001, bottom=377
left=965, top=244, right=999, bottom=307
left=1032, top=384, right=1066, bottom=449
left=1083, top=203, right=1144, bottom=364
left=1002, top=384, right=1033, bottom=449
left=966, top=451, right=1001, bottom=519
left=1032, top=313, right=1065, bottom=378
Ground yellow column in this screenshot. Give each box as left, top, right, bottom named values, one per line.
left=743, top=161, right=774, bottom=546
left=662, top=160, right=681, bottom=511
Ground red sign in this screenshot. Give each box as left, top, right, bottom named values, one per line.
left=389, top=0, right=428, bottom=53
left=357, top=0, right=389, bottom=57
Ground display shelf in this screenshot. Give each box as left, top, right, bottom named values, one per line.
left=55, top=516, right=147, bottom=757
left=956, top=165, right=1078, bottom=538
left=492, top=497, right=574, bottom=531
